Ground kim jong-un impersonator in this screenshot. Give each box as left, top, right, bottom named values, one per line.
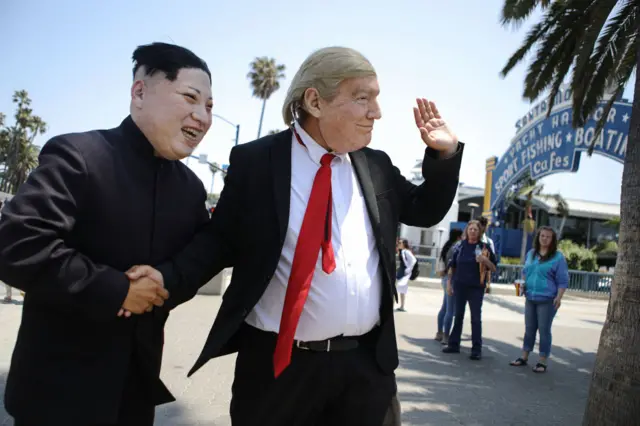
left=0, top=42, right=216, bottom=426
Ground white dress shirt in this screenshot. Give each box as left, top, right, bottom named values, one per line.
left=245, top=122, right=382, bottom=341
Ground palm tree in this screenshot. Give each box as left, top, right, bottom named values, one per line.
left=247, top=57, right=286, bottom=139
left=506, top=177, right=570, bottom=261
left=0, top=90, right=47, bottom=193
left=500, top=1, right=639, bottom=424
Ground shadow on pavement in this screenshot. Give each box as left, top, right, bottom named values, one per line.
left=397, top=333, right=595, bottom=426
left=156, top=401, right=199, bottom=426
left=482, top=295, right=525, bottom=315
left=581, top=319, right=604, bottom=327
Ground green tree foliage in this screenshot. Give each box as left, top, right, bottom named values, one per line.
left=0, top=90, right=46, bottom=193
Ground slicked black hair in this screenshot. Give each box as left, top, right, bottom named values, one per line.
left=132, top=42, right=211, bottom=82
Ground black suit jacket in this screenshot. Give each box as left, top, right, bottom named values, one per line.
left=0, top=117, right=209, bottom=424
left=158, top=129, right=463, bottom=377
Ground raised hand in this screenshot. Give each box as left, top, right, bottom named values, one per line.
left=413, top=98, right=458, bottom=156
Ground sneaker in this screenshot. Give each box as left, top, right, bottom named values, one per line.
left=441, top=333, right=449, bottom=346
left=470, top=353, right=482, bottom=361
left=434, top=331, right=443, bottom=342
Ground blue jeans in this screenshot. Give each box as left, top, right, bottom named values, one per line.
left=523, top=298, right=557, bottom=357
left=448, top=285, right=484, bottom=354
left=437, top=277, right=455, bottom=335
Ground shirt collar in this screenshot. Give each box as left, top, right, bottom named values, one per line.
left=293, top=121, right=347, bottom=165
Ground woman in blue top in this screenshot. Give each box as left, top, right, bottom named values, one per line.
left=442, top=220, right=496, bottom=360
left=510, top=226, right=569, bottom=373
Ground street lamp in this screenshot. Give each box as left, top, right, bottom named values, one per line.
left=468, top=202, right=480, bottom=220
left=213, top=113, right=240, bottom=147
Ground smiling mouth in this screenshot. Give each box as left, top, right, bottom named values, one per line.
left=182, top=127, right=202, bottom=143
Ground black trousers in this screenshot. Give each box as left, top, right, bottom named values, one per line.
left=448, top=285, right=485, bottom=354
left=230, top=324, right=396, bottom=426
left=13, top=360, right=155, bottom=426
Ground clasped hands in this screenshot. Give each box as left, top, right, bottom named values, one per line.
left=117, top=265, right=165, bottom=318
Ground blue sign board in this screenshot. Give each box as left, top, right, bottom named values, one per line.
left=489, top=91, right=632, bottom=211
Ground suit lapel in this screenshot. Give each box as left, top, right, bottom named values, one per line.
left=270, top=129, right=293, bottom=245
left=349, top=150, right=381, bottom=235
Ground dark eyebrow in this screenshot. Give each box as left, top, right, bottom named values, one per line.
left=187, top=85, right=213, bottom=100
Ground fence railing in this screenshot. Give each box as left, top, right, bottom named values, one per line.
left=414, top=256, right=614, bottom=294
left=491, top=264, right=613, bottom=294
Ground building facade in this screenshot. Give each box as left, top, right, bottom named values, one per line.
left=398, top=160, right=620, bottom=262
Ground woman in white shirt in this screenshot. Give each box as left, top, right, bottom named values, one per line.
left=396, top=239, right=417, bottom=312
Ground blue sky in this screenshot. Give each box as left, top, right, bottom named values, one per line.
left=1, top=0, right=633, bottom=204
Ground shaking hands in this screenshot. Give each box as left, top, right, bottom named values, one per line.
left=117, top=265, right=167, bottom=318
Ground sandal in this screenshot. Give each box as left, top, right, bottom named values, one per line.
left=532, top=362, right=547, bottom=373
left=509, top=357, right=528, bottom=367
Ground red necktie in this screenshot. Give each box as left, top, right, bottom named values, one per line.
left=273, top=131, right=336, bottom=378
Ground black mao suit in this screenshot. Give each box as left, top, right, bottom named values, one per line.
left=0, top=116, right=210, bottom=425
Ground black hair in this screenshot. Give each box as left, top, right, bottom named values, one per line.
left=478, top=216, right=489, bottom=228
left=399, top=239, right=411, bottom=251
left=132, top=42, right=211, bottom=82
left=440, top=228, right=463, bottom=261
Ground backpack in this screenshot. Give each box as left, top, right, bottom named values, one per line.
left=409, top=261, right=420, bottom=280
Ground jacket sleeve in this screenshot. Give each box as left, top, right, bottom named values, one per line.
left=393, top=143, right=464, bottom=228
left=555, top=254, right=570, bottom=289
left=0, top=136, right=130, bottom=321
left=157, top=145, right=243, bottom=307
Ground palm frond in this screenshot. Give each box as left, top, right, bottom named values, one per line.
left=578, top=0, right=638, bottom=126
left=541, top=42, right=579, bottom=117
left=500, top=15, right=558, bottom=77
left=570, top=0, right=620, bottom=117
left=539, top=193, right=570, bottom=216
left=247, top=57, right=286, bottom=100
left=521, top=2, right=588, bottom=103
left=501, top=0, right=553, bottom=28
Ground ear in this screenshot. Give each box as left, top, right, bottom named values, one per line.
left=131, top=80, right=145, bottom=109
left=302, top=88, right=322, bottom=118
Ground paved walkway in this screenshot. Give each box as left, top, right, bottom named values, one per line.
left=1, top=284, right=606, bottom=425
